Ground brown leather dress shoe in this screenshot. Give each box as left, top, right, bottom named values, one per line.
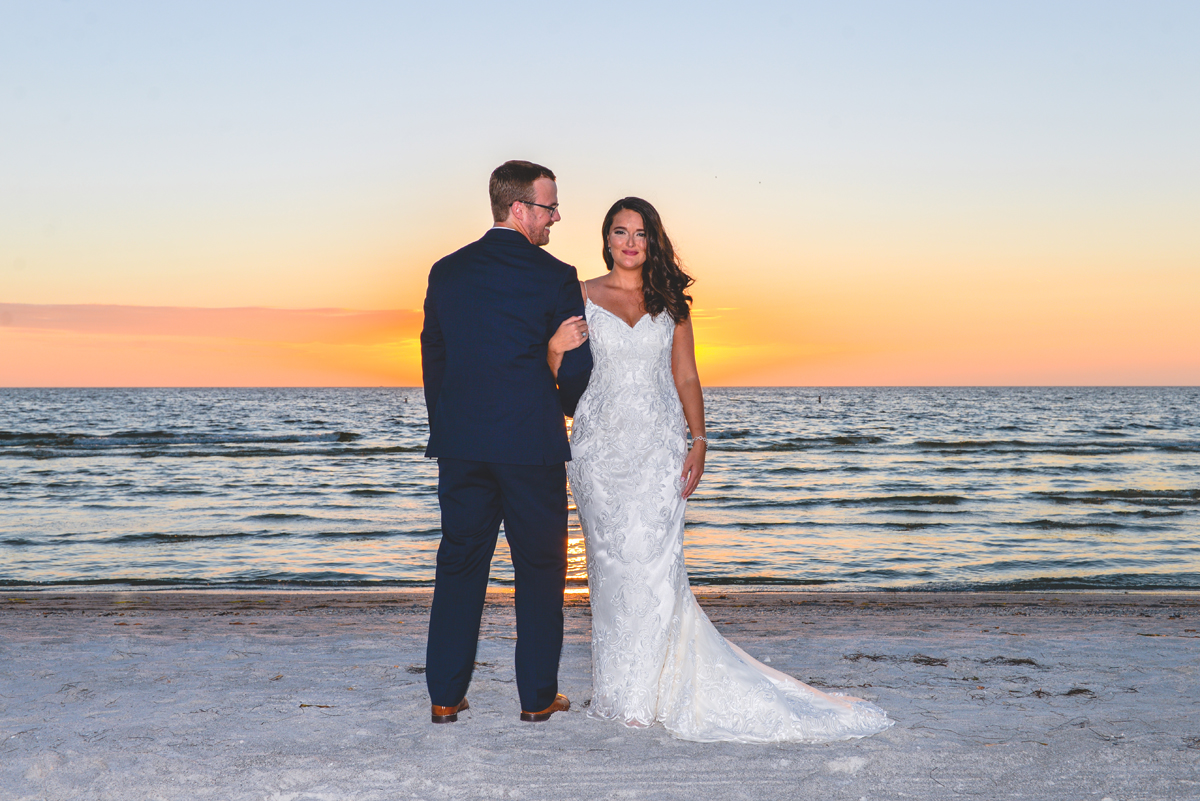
left=520, top=693, right=570, bottom=722
left=430, top=697, right=469, bottom=723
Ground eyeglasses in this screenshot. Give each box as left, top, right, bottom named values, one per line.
left=520, top=200, right=559, bottom=215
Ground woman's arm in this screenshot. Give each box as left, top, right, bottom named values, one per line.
left=548, top=281, right=590, bottom=380
left=671, top=316, right=706, bottom=498
left=548, top=315, right=589, bottom=379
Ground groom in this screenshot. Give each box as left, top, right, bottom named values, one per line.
left=420, top=160, right=592, bottom=723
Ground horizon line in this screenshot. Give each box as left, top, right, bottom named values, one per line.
left=2, top=385, right=1196, bottom=390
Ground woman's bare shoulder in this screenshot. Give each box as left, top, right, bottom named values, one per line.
left=580, top=275, right=610, bottom=300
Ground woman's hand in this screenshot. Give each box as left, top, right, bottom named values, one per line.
left=547, top=315, right=589, bottom=378
left=550, top=315, right=589, bottom=354
left=680, top=440, right=706, bottom=498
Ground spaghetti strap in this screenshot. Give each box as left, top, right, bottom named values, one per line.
left=580, top=280, right=590, bottom=304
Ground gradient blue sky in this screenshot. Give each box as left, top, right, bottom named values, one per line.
left=3, top=1, right=1198, bottom=384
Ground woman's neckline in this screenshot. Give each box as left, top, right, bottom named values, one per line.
left=586, top=298, right=650, bottom=330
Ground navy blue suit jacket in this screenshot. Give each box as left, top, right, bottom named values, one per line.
left=421, top=228, right=593, bottom=465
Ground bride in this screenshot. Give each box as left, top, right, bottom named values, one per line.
left=548, top=197, right=893, bottom=743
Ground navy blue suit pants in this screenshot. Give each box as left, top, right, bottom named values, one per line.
left=426, top=458, right=568, bottom=713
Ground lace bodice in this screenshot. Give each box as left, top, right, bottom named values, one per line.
left=569, top=299, right=686, bottom=470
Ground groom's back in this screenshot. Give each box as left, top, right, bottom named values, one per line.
left=421, top=228, right=581, bottom=466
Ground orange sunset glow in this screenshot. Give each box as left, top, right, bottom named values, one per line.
left=2, top=5, right=1197, bottom=388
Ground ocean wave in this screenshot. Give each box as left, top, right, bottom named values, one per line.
left=103, top=531, right=294, bottom=544
left=834, top=494, right=968, bottom=506
left=686, top=576, right=839, bottom=586
left=0, top=443, right=426, bottom=460
left=243, top=512, right=321, bottom=521
left=695, top=498, right=826, bottom=510
left=1006, top=519, right=1129, bottom=531
left=311, top=528, right=442, bottom=540
left=0, top=430, right=363, bottom=451
left=711, top=435, right=1185, bottom=454
left=912, top=438, right=1138, bottom=455
left=9, top=527, right=444, bottom=547
left=915, top=439, right=1038, bottom=449
left=1036, top=489, right=1200, bottom=506
left=1112, top=509, right=1187, bottom=518
left=0, top=577, right=438, bottom=589
left=685, top=520, right=825, bottom=530
left=719, top=435, right=885, bottom=452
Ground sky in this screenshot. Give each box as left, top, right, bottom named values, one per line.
left=2, top=0, right=1198, bottom=386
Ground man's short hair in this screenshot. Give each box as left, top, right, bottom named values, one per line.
left=489, top=160, right=556, bottom=223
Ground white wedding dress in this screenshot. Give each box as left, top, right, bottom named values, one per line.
left=567, top=298, right=893, bottom=743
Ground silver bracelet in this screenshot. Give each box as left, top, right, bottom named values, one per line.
left=691, top=435, right=709, bottom=445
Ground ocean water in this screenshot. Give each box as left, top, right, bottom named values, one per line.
left=1, top=387, right=1197, bottom=592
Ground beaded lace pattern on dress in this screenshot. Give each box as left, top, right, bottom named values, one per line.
left=568, top=298, right=893, bottom=743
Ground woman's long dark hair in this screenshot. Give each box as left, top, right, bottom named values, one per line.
left=601, top=197, right=694, bottom=323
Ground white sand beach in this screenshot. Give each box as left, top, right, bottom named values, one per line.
left=2, top=590, right=1198, bottom=801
